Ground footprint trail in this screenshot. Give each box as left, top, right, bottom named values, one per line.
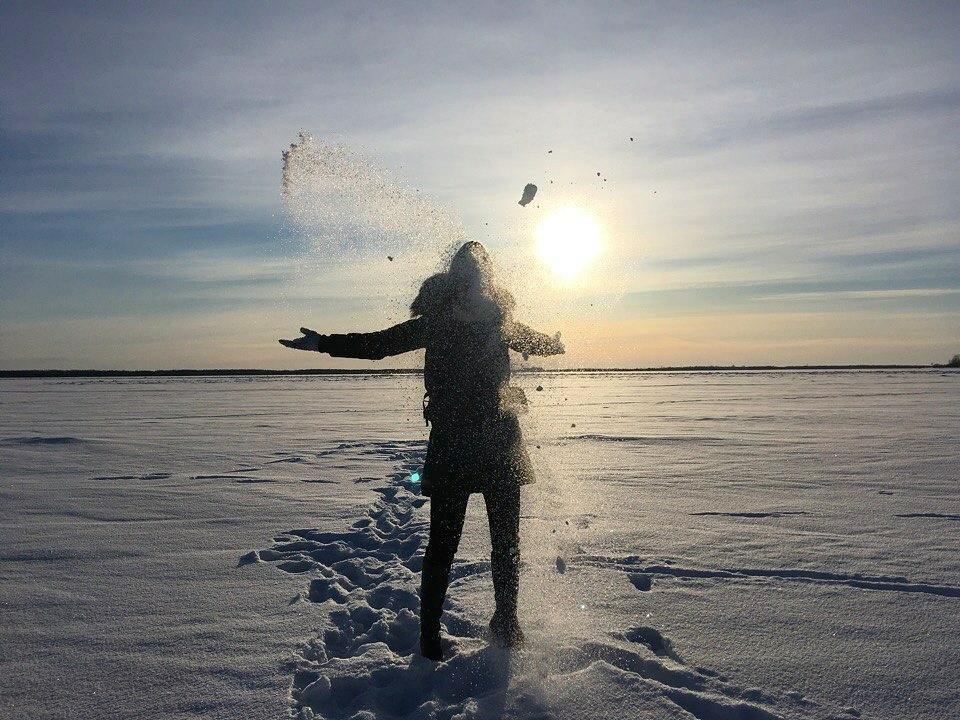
left=247, top=441, right=854, bottom=720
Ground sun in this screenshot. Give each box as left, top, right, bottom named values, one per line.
left=534, top=207, right=602, bottom=280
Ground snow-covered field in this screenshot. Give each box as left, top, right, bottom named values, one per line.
left=1, top=370, right=957, bottom=720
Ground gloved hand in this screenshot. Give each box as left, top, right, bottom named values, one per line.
left=279, top=327, right=325, bottom=352
left=551, top=332, right=565, bottom=355
left=522, top=332, right=564, bottom=360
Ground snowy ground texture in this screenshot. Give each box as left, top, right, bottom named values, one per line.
left=1, top=371, right=958, bottom=720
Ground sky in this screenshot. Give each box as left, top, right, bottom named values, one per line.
left=1, top=1, right=958, bottom=369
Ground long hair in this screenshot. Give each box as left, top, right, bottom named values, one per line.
left=411, top=242, right=514, bottom=325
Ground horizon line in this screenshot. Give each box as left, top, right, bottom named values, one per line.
left=1, top=364, right=955, bottom=378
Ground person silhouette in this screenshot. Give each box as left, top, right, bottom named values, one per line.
left=280, top=241, right=565, bottom=660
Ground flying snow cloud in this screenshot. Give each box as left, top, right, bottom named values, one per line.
left=281, top=132, right=466, bottom=262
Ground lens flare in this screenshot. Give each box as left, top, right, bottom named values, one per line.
left=534, top=207, right=602, bottom=280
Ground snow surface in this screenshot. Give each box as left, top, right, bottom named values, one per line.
left=1, top=370, right=958, bottom=720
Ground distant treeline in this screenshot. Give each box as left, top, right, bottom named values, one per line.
left=0, top=365, right=952, bottom=378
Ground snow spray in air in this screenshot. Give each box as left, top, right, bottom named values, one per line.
left=281, top=133, right=467, bottom=293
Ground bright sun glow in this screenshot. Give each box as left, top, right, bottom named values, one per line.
left=535, top=207, right=602, bottom=280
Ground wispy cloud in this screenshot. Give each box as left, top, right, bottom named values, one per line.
left=758, top=288, right=960, bottom=302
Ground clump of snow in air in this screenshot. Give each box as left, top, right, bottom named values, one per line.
left=518, top=182, right=537, bottom=207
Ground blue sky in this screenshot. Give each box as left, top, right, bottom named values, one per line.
left=1, top=1, right=958, bottom=368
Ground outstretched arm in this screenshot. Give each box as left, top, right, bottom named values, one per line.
left=279, top=318, right=426, bottom=360
left=506, top=322, right=565, bottom=358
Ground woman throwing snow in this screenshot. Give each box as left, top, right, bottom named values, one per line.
left=280, top=241, right=564, bottom=660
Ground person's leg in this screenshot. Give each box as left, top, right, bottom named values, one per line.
left=419, top=490, right=470, bottom=659
left=483, top=485, right=522, bottom=643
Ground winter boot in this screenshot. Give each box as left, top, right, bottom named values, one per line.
left=488, top=611, right=524, bottom=647
left=420, top=620, right=443, bottom=661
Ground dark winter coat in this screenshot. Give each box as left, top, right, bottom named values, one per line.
left=319, top=288, right=561, bottom=496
